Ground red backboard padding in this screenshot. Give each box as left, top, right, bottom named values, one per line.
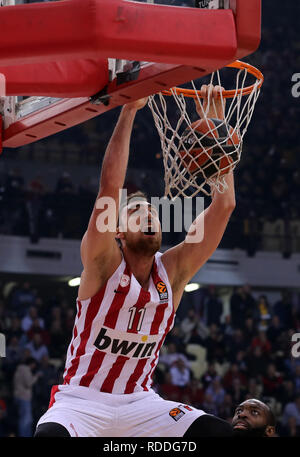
left=0, top=0, right=261, bottom=148
left=1, top=59, right=108, bottom=98
left=0, top=0, right=245, bottom=67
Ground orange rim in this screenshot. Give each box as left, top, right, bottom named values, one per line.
left=161, top=60, right=264, bottom=99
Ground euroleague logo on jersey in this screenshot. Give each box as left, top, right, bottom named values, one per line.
left=169, top=404, right=193, bottom=422
left=156, top=281, right=168, bottom=302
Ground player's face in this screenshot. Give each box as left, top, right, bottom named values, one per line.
left=118, top=201, right=162, bottom=255
left=232, top=400, right=275, bottom=437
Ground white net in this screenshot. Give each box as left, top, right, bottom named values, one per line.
left=148, top=61, right=263, bottom=198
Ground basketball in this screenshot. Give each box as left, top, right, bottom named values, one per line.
left=179, top=118, right=240, bottom=177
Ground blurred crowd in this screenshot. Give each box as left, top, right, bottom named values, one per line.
left=0, top=164, right=299, bottom=255
left=0, top=281, right=300, bottom=437
left=0, top=0, right=300, bottom=439
left=1, top=2, right=300, bottom=255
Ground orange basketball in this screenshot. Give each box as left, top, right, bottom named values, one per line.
left=179, top=118, right=239, bottom=177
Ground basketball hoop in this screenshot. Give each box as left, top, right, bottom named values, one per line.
left=148, top=60, right=264, bottom=198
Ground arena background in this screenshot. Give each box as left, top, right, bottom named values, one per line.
left=0, top=0, right=300, bottom=437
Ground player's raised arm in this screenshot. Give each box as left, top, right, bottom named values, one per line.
left=79, top=98, right=148, bottom=298
left=162, top=86, right=236, bottom=306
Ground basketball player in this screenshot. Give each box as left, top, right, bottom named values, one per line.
left=34, top=85, right=237, bottom=437
left=231, top=399, right=276, bottom=437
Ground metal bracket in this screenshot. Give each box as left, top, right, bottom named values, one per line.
left=0, top=96, right=16, bottom=129
left=89, top=85, right=111, bottom=106
left=116, top=61, right=141, bottom=85
left=90, top=60, right=141, bottom=105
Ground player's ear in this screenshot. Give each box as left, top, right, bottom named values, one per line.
left=264, top=425, right=276, bottom=437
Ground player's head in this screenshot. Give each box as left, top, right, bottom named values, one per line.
left=117, top=191, right=162, bottom=256
left=232, top=399, right=276, bottom=437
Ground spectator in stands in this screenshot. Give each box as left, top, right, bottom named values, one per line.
left=281, top=395, right=300, bottom=428
left=228, top=378, right=247, bottom=406
left=256, top=295, right=272, bottom=330
left=235, top=350, right=248, bottom=372
left=10, top=282, right=36, bottom=318
left=4, top=336, right=23, bottom=373
left=245, top=346, right=269, bottom=378
left=44, top=305, right=62, bottom=330
left=64, top=307, right=76, bottom=337
left=48, top=319, right=67, bottom=359
left=159, top=342, right=189, bottom=370
left=21, top=306, right=44, bottom=333
left=159, top=372, right=181, bottom=402
left=262, top=363, right=283, bottom=397
left=246, top=377, right=263, bottom=400
left=13, top=357, right=41, bottom=437
left=184, top=379, right=204, bottom=409
left=180, top=308, right=199, bottom=344
left=223, top=363, right=247, bottom=390
left=279, top=380, right=296, bottom=405
left=25, top=333, right=49, bottom=362
left=204, top=324, right=225, bottom=363
left=169, top=358, right=191, bottom=389
left=227, top=329, right=248, bottom=363
left=279, top=416, right=300, bottom=437
left=250, top=330, right=272, bottom=355
left=179, top=307, right=209, bottom=346
left=201, top=362, right=219, bottom=390
left=205, top=377, right=226, bottom=410
left=294, top=366, right=300, bottom=395
left=33, top=355, right=59, bottom=421
left=230, top=285, right=256, bottom=328
left=5, top=316, right=27, bottom=346
left=267, top=315, right=285, bottom=351
left=27, top=317, right=50, bottom=346
left=201, top=392, right=218, bottom=416
left=218, top=393, right=235, bottom=422
left=201, top=285, right=223, bottom=327
left=273, top=290, right=294, bottom=329
left=243, top=317, right=257, bottom=346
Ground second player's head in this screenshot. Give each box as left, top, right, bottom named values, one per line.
left=232, top=399, right=276, bottom=437
left=117, top=192, right=162, bottom=256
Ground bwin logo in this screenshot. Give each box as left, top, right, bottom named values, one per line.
left=94, top=328, right=157, bottom=359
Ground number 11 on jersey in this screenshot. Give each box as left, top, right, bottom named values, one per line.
left=127, top=306, right=146, bottom=332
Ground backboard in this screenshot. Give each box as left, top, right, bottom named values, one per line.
left=0, top=0, right=261, bottom=150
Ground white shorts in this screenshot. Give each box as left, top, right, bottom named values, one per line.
left=36, top=384, right=206, bottom=437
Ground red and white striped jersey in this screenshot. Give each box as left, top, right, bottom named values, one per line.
left=63, top=252, right=175, bottom=394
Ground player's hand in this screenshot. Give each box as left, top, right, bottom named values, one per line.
left=125, top=97, right=149, bottom=111
left=194, top=84, right=226, bottom=120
